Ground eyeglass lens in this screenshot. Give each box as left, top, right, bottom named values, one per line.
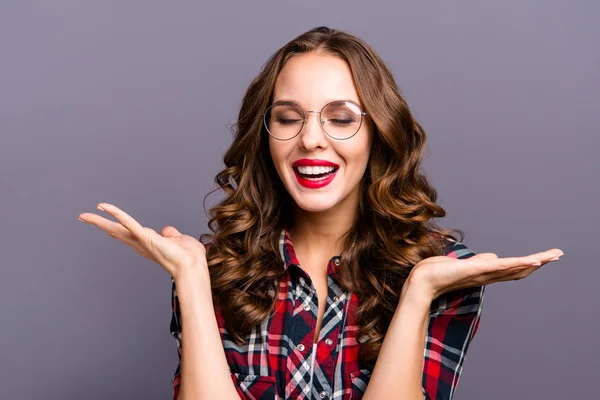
left=264, top=101, right=364, bottom=140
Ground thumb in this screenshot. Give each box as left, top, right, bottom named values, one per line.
left=161, top=226, right=182, bottom=238
left=470, top=252, right=499, bottom=260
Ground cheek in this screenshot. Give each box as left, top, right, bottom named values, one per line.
left=341, top=136, right=372, bottom=170
left=268, top=140, right=292, bottom=174
left=268, top=139, right=281, bottom=163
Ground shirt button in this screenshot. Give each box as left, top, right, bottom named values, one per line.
left=333, top=295, right=339, bottom=302
left=325, top=338, right=333, bottom=346
left=297, top=343, right=305, bottom=352
left=319, top=391, right=328, bottom=399
left=303, top=303, right=311, bottom=311
left=333, top=257, right=340, bottom=266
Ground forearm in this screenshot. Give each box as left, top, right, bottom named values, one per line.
left=363, top=278, right=433, bottom=400
left=175, top=269, right=241, bottom=400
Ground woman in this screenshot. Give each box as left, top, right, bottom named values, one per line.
left=78, top=26, right=563, bottom=399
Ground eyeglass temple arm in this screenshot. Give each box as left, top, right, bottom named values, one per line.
left=259, top=111, right=368, bottom=118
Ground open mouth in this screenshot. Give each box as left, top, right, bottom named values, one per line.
left=293, top=165, right=339, bottom=181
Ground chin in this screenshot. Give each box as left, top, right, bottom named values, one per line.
left=292, top=195, right=339, bottom=213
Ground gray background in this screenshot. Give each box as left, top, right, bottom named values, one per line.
left=1, top=1, right=598, bottom=399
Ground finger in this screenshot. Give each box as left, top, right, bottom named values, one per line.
left=523, top=248, right=564, bottom=262
left=470, top=253, right=499, bottom=260
left=465, top=251, right=558, bottom=274
left=79, top=213, right=156, bottom=260
left=96, top=203, right=146, bottom=237
left=472, top=254, right=563, bottom=287
left=488, top=255, right=563, bottom=282
left=161, top=226, right=182, bottom=238
left=483, top=264, right=543, bottom=283
left=79, top=212, right=133, bottom=240
left=432, top=251, right=563, bottom=292
left=447, top=262, right=541, bottom=291
left=508, top=265, right=543, bottom=280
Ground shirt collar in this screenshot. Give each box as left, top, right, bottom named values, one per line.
left=279, top=225, right=299, bottom=271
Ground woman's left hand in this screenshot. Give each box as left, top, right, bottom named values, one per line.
left=406, top=247, right=564, bottom=300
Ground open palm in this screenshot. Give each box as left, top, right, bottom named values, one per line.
left=78, top=202, right=207, bottom=280
left=410, top=247, right=564, bottom=300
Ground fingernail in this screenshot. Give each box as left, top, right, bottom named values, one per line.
left=97, top=205, right=105, bottom=211
left=548, top=256, right=560, bottom=262
left=530, top=261, right=542, bottom=266
left=78, top=217, right=85, bottom=222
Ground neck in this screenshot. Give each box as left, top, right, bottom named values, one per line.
left=288, top=189, right=360, bottom=263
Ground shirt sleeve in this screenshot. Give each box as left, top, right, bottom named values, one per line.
left=170, top=276, right=183, bottom=400
left=421, top=240, right=485, bottom=400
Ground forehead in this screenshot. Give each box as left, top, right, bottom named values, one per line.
left=272, top=52, right=361, bottom=108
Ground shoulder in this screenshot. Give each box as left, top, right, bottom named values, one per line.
left=442, top=237, right=477, bottom=259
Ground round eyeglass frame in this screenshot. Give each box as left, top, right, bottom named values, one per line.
left=259, top=100, right=369, bottom=141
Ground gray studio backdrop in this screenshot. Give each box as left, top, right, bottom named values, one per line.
left=1, top=1, right=598, bottom=399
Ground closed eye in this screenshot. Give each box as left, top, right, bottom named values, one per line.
left=329, top=118, right=354, bottom=126
left=277, top=118, right=303, bottom=125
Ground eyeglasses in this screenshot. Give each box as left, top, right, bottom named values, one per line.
left=260, top=100, right=369, bottom=141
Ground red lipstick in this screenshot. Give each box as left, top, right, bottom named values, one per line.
left=292, top=159, right=339, bottom=189
left=292, top=159, right=340, bottom=168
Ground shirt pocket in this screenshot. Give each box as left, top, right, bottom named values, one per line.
left=230, top=372, right=277, bottom=400
left=349, top=368, right=372, bottom=400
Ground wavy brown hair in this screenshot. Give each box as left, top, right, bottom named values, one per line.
left=200, top=26, right=465, bottom=370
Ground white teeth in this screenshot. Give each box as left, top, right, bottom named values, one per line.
left=296, top=166, right=336, bottom=175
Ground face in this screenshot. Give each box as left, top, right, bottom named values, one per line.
left=268, top=51, right=372, bottom=215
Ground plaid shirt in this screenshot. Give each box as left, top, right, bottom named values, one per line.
left=170, top=228, right=485, bottom=399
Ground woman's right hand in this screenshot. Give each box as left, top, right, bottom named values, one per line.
left=78, top=202, right=208, bottom=281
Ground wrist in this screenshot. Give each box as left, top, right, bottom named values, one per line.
left=399, top=273, right=435, bottom=310
left=177, top=258, right=210, bottom=282
left=175, top=266, right=213, bottom=303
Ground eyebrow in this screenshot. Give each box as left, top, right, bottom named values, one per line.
left=271, top=98, right=362, bottom=108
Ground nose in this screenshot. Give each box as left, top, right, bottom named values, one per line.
left=298, top=111, right=328, bottom=151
